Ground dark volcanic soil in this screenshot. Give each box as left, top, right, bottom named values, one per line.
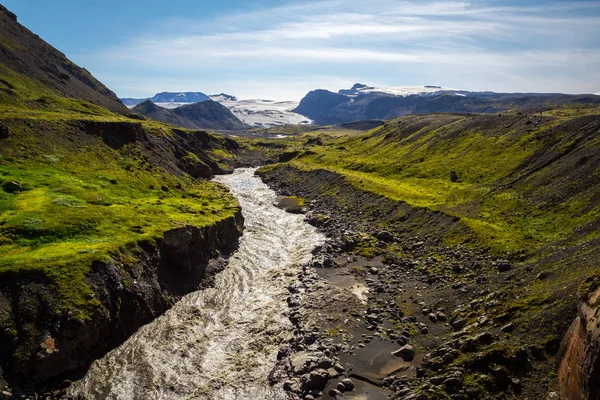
left=259, top=165, right=565, bottom=400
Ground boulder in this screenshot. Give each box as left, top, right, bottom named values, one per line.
left=341, top=378, right=355, bottom=391
left=0, top=123, right=10, bottom=139
left=450, top=170, right=459, bottom=182
left=392, top=345, right=415, bottom=361
left=2, top=181, right=21, bottom=193
left=376, top=231, right=394, bottom=242
left=497, top=260, right=512, bottom=272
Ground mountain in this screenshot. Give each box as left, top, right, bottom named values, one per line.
left=0, top=5, right=126, bottom=113
left=122, top=91, right=211, bottom=108
left=132, top=99, right=248, bottom=131
left=295, top=84, right=600, bottom=125
left=210, top=93, right=238, bottom=102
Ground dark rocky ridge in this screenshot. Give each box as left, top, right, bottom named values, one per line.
left=0, top=5, right=126, bottom=113
left=295, top=88, right=600, bottom=125
left=132, top=100, right=248, bottom=131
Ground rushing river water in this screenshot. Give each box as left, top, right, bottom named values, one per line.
left=67, top=168, right=324, bottom=400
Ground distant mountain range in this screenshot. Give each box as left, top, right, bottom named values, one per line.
left=131, top=100, right=248, bottom=131
left=122, top=92, right=311, bottom=128
left=122, top=92, right=211, bottom=107
left=294, top=84, right=600, bottom=125
left=122, top=85, right=600, bottom=128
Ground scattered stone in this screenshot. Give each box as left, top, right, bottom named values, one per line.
left=328, top=389, right=341, bottom=397
left=392, top=345, right=415, bottom=361
left=501, top=323, right=514, bottom=333
left=429, top=313, right=438, bottom=323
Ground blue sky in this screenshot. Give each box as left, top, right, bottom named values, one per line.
left=4, top=0, right=600, bottom=100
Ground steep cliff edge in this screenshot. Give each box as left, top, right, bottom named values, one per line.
left=0, top=212, right=243, bottom=390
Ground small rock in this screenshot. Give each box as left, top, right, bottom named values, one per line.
left=392, top=345, right=415, bottom=361
left=0, top=124, right=10, bottom=139
left=452, top=319, right=466, bottom=330
left=429, top=313, right=438, bottom=323
left=341, top=378, right=355, bottom=391
left=376, top=231, right=394, bottom=242
left=337, top=382, right=346, bottom=392
left=328, top=389, right=341, bottom=397
left=501, top=323, right=514, bottom=333
left=2, top=181, right=22, bottom=193
left=536, top=271, right=550, bottom=280
left=450, top=170, right=459, bottom=182
left=436, top=312, right=447, bottom=321
left=497, top=260, right=512, bottom=272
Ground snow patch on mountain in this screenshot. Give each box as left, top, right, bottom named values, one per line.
left=210, top=94, right=238, bottom=102
left=215, top=99, right=312, bottom=128
left=340, top=83, right=459, bottom=97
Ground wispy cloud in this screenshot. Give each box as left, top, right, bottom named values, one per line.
left=85, top=0, right=600, bottom=99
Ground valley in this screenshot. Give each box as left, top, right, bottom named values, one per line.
left=0, top=2, right=599, bottom=400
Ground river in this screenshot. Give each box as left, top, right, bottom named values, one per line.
left=67, top=168, right=324, bottom=400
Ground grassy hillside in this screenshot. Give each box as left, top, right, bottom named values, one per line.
left=256, top=106, right=600, bottom=399
left=0, top=5, right=246, bottom=389
left=0, top=117, right=240, bottom=319
left=267, top=107, right=600, bottom=255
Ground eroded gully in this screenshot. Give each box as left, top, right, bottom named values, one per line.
left=67, top=168, right=325, bottom=399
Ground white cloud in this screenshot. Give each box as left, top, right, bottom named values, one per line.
left=86, top=0, right=600, bottom=99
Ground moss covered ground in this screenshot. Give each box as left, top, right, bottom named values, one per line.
left=260, top=109, right=600, bottom=256
left=0, top=67, right=240, bottom=320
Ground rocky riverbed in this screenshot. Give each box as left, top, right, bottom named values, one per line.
left=260, top=165, right=563, bottom=400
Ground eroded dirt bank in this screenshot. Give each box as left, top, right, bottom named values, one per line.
left=259, top=165, right=574, bottom=400
left=0, top=213, right=243, bottom=398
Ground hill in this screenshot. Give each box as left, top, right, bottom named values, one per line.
left=256, top=105, right=600, bottom=399
left=0, top=5, right=126, bottom=113
left=294, top=84, right=600, bottom=125
left=132, top=99, right=248, bottom=131
left=0, top=5, right=243, bottom=395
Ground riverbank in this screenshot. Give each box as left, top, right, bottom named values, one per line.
left=65, top=169, right=324, bottom=400
left=259, top=164, right=565, bottom=400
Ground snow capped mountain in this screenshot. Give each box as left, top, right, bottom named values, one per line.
left=215, top=98, right=312, bottom=128
left=210, top=93, right=238, bottom=102
left=151, top=92, right=210, bottom=103
left=123, top=91, right=312, bottom=128
left=122, top=92, right=210, bottom=108
left=339, top=83, right=458, bottom=97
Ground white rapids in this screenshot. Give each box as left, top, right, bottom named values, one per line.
left=67, top=168, right=324, bottom=400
